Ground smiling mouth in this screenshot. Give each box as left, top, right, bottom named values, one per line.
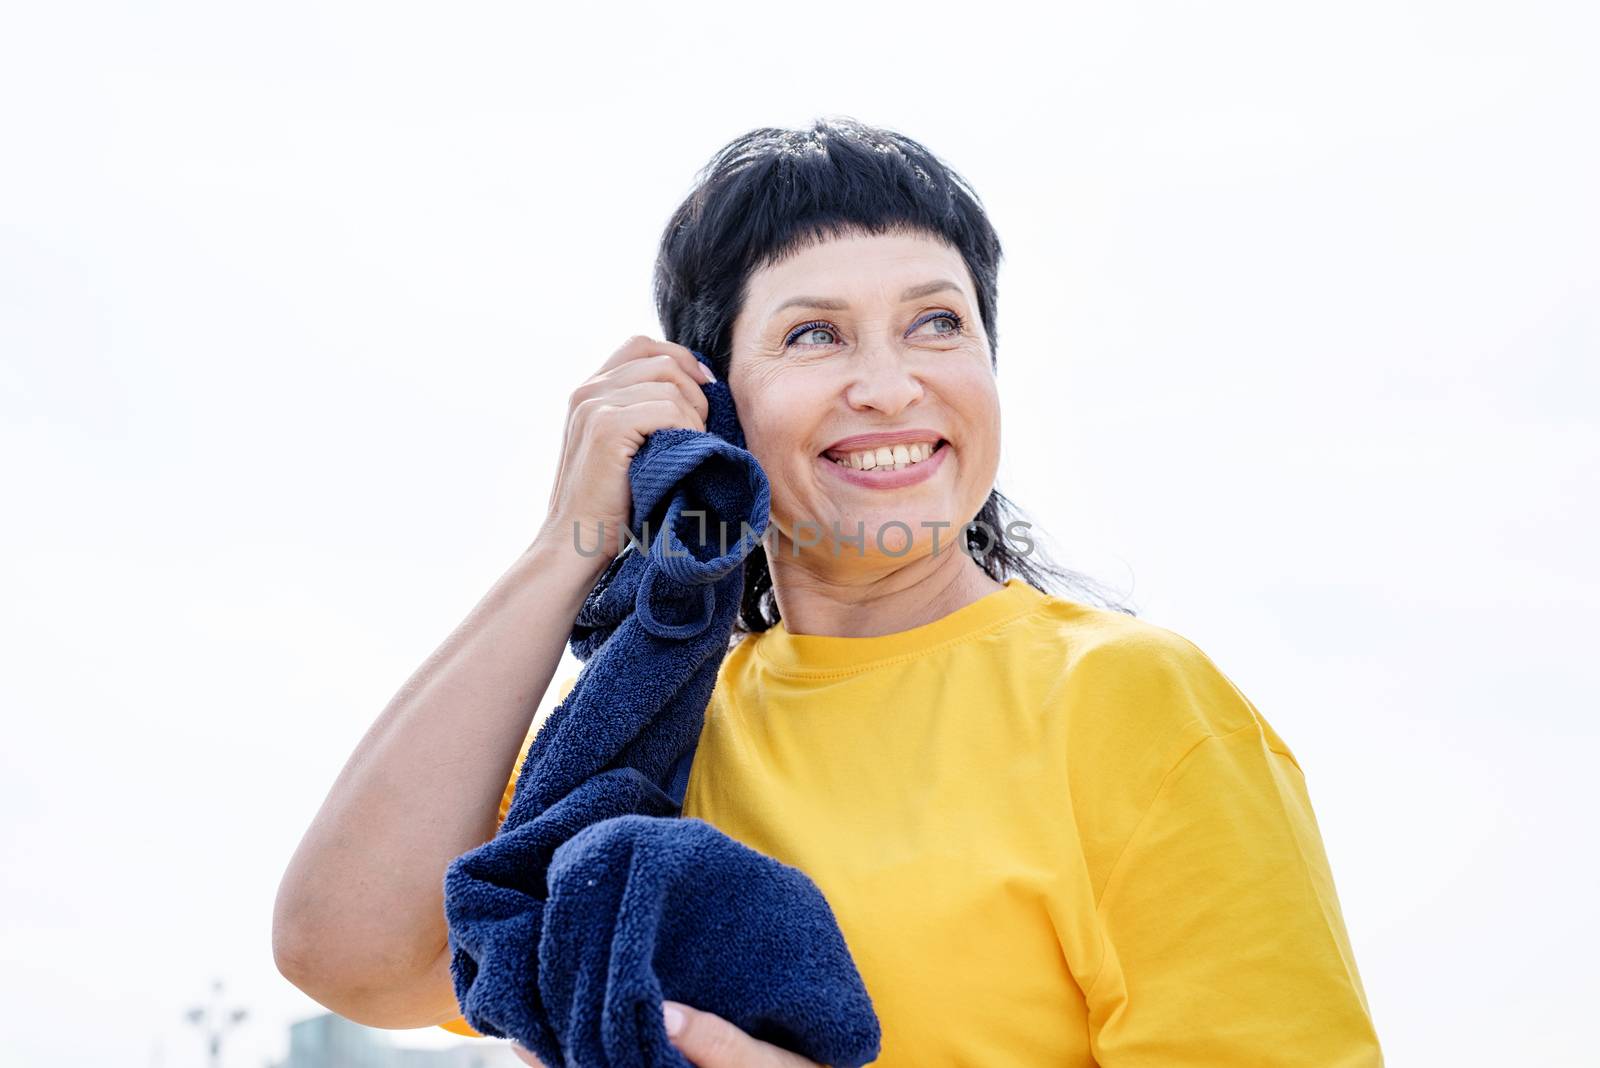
left=820, top=439, right=949, bottom=472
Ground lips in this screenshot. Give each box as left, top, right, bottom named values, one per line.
left=816, top=435, right=951, bottom=489
left=825, top=440, right=945, bottom=471
left=819, top=428, right=947, bottom=454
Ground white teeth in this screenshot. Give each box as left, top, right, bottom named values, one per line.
left=826, top=440, right=942, bottom=471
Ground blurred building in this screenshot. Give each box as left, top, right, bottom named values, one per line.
left=271, top=1012, right=526, bottom=1068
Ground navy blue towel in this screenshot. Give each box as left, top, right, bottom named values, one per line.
left=442, top=349, right=882, bottom=1068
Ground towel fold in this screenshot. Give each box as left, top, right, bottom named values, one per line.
left=442, top=350, right=882, bottom=1068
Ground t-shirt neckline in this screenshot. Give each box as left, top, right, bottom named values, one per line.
left=753, top=576, right=1043, bottom=676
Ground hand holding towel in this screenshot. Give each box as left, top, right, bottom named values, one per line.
left=442, top=349, right=882, bottom=1068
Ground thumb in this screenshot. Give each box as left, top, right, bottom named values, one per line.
left=662, top=1000, right=808, bottom=1067
left=663, top=1001, right=748, bottom=1066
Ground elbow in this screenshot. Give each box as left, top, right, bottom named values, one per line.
left=270, top=864, right=368, bottom=994
left=271, top=895, right=378, bottom=1008
left=272, top=849, right=325, bottom=983
left=272, top=871, right=362, bottom=999
left=272, top=881, right=456, bottom=1030
left=271, top=916, right=382, bottom=1025
left=272, top=891, right=333, bottom=997
left=273, top=930, right=349, bottom=1020
left=274, top=933, right=461, bottom=1031
left=271, top=861, right=457, bottom=1028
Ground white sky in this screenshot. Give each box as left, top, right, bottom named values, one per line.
left=2, top=2, right=1596, bottom=1065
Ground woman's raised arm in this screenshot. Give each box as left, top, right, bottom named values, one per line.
left=271, top=336, right=712, bottom=1028
left=270, top=530, right=603, bottom=1027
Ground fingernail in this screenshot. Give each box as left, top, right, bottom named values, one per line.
left=698, top=362, right=717, bottom=384
left=662, top=1003, right=685, bottom=1036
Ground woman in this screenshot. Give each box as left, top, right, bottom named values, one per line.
left=274, top=117, right=1384, bottom=1066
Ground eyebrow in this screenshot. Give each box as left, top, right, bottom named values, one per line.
left=768, top=279, right=964, bottom=320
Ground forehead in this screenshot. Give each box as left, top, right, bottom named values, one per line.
left=745, top=231, right=972, bottom=307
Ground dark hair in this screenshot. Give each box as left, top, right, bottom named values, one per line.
left=652, top=115, right=1135, bottom=633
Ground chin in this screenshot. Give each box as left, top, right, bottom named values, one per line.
left=827, top=507, right=969, bottom=560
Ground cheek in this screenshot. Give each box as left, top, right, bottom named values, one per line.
left=734, top=382, right=823, bottom=488
left=741, top=423, right=810, bottom=517
left=945, top=372, right=1000, bottom=446
left=744, top=415, right=797, bottom=470
left=733, top=396, right=786, bottom=464
left=947, top=379, right=1003, bottom=502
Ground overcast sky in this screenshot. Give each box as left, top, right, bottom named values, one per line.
left=3, top=3, right=1596, bottom=1066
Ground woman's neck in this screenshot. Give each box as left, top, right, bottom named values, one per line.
left=764, top=539, right=1006, bottom=639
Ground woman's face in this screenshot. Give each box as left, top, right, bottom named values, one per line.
left=727, top=230, right=1000, bottom=577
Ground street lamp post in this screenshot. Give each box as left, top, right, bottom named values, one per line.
left=185, top=977, right=249, bottom=1068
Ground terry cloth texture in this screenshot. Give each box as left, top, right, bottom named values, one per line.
left=441, top=349, right=883, bottom=1068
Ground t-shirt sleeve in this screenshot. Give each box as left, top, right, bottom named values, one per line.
left=438, top=671, right=581, bottom=1038
left=1084, top=720, right=1384, bottom=1066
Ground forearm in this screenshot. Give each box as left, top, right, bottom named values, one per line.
left=273, top=524, right=605, bottom=994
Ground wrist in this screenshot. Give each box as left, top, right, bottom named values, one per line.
left=527, top=515, right=616, bottom=584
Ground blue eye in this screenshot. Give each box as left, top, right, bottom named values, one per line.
left=783, top=311, right=966, bottom=349
left=919, top=311, right=965, bottom=337
left=785, top=321, right=838, bottom=347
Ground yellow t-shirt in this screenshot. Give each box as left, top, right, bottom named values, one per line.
left=441, top=577, right=1383, bottom=1066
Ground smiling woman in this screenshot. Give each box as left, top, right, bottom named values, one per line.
left=275, top=115, right=1383, bottom=1068
left=726, top=232, right=1003, bottom=586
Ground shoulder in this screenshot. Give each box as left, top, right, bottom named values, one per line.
left=1014, top=592, right=1291, bottom=766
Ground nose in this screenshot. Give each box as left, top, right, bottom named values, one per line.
left=842, top=340, right=925, bottom=416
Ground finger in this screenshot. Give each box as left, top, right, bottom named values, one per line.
left=573, top=353, right=709, bottom=431
left=585, top=353, right=710, bottom=426
left=598, top=335, right=716, bottom=388
left=508, top=1044, right=547, bottom=1067
left=662, top=1001, right=820, bottom=1067
left=662, top=1001, right=749, bottom=1067
left=574, top=381, right=706, bottom=435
